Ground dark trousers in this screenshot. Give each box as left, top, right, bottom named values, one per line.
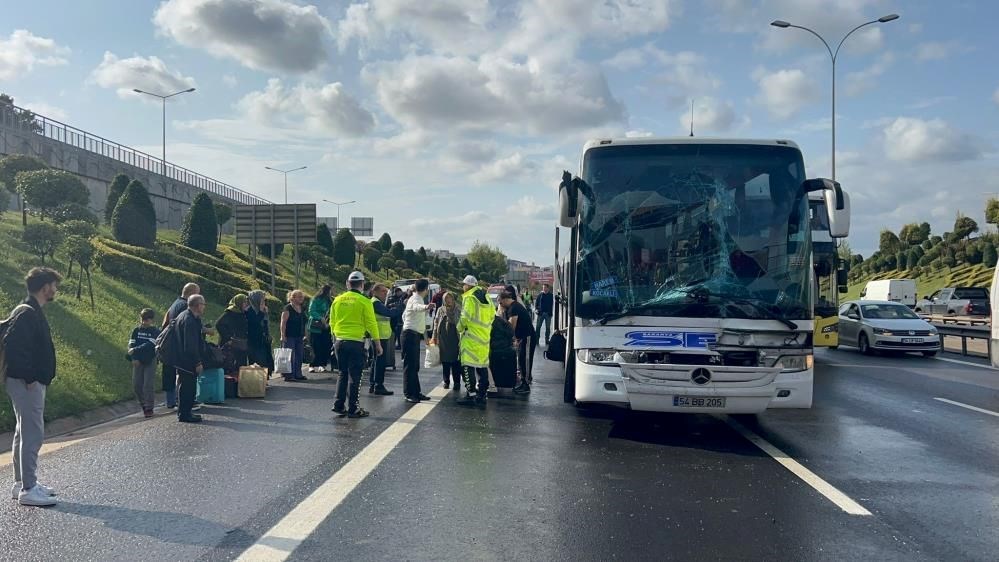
left=161, top=364, right=177, bottom=407
left=401, top=330, right=423, bottom=398
left=393, top=325, right=402, bottom=348
left=535, top=312, right=552, bottom=344
left=516, top=335, right=537, bottom=384
left=442, top=361, right=462, bottom=386
left=335, top=340, right=365, bottom=411
left=284, top=337, right=304, bottom=380
left=309, top=331, right=332, bottom=367
left=370, top=338, right=388, bottom=387
left=176, top=368, right=198, bottom=419
left=462, top=366, right=489, bottom=398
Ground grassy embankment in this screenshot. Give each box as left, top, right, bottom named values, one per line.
left=843, top=263, right=993, bottom=302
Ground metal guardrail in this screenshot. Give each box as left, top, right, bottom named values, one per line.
left=932, top=323, right=990, bottom=357
left=921, top=314, right=990, bottom=326
left=0, top=102, right=271, bottom=206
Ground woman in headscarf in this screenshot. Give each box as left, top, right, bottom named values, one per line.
left=431, top=291, right=462, bottom=391
left=216, top=294, right=250, bottom=370
left=307, top=285, right=333, bottom=373
left=246, top=290, right=274, bottom=376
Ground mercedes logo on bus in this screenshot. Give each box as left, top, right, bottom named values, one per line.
left=690, top=368, right=712, bottom=385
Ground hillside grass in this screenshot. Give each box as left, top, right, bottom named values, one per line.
left=844, top=263, right=993, bottom=302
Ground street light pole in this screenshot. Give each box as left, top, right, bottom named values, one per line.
left=264, top=165, right=308, bottom=204
left=771, top=14, right=899, bottom=181
left=132, top=87, right=197, bottom=172
left=322, top=199, right=356, bottom=232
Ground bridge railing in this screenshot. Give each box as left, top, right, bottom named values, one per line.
left=0, top=102, right=271, bottom=206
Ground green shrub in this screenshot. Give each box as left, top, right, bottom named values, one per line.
left=332, top=228, right=356, bottom=267
left=180, top=193, right=218, bottom=253
left=105, top=173, right=130, bottom=224
left=99, top=238, right=259, bottom=291
left=52, top=202, right=99, bottom=225
left=316, top=224, right=334, bottom=256
left=60, top=220, right=97, bottom=239
left=111, top=180, right=156, bottom=247
left=16, top=169, right=90, bottom=220
left=257, top=243, right=284, bottom=257
left=22, top=222, right=61, bottom=263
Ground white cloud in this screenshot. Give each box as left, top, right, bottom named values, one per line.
left=513, top=195, right=556, bottom=219
left=339, top=0, right=496, bottom=56
left=477, top=152, right=538, bottom=183
left=915, top=40, right=969, bottom=61
left=411, top=211, right=489, bottom=228
left=882, top=117, right=987, bottom=163
left=90, top=52, right=196, bottom=99
left=236, top=78, right=374, bottom=136
left=0, top=29, right=70, bottom=80
left=678, top=97, right=741, bottom=133
left=845, top=52, right=894, bottom=96
left=153, top=0, right=331, bottom=73
left=364, top=54, right=625, bottom=135
left=625, top=129, right=654, bottom=138
left=605, top=45, right=719, bottom=107
left=752, top=68, right=819, bottom=120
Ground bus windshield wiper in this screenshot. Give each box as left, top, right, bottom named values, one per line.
left=680, top=288, right=799, bottom=330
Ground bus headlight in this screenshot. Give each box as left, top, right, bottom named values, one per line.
left=775, top=354, right=813, bottom=372
left=577, top=349, right=619, bottom=366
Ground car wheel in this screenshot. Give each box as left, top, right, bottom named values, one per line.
left=947, top=310, right=956, bottom=315
left=922, top=350, right=938, bottom=357
left=858, top=333, right=873, bottom=355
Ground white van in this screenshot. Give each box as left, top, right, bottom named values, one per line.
left=860, top=279, right=917, bottom=307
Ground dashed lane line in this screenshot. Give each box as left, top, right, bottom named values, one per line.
left=725, top=417, right=872, bottom=516
left=933, top=397, right=999, bottom=418
left=235, top=384, right=449, bottom=562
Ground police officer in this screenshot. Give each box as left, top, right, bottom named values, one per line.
left=331, top=271, right=381, bottom=418
left=368, top=283, right=401, bottom=396
left=457, top=275, right=493, bottom=407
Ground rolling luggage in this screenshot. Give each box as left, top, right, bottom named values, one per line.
left=238, top=365, right=267, bottom=398
left=197, top=368, right=225, bottom=404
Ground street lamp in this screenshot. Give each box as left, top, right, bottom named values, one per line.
left=265, top=165, right=308, bottom=204
left=132, top=87, right=196, bottom=172
left=770, top=14, right=899, bottom=181
left=322, top=199, right=356, bottom=232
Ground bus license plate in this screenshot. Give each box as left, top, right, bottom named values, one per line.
left=673, top=396, right=726, bottom=408
left=902, top=338, right=923, bottom=344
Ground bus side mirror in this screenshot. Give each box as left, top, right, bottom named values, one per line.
left=837, top=269, right=848, bottom=289
left=803, top=178, right=850, bottom=238
left=559, top=171, right=581, bottom=227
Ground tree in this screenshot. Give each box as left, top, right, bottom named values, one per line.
left=298, top=245, right=326, bottom=286
left=105, top=173, right=130, bottom=224
left=180, top=193, right=218, bottom=253
left=316, top=224, right=335, bottom=255
left=898, top=222, right=930, bottom=246
left=0, top=154, right=47, bottom=225
left=987, top=198, right=999, bottom=226
left=390, top=241, right=405, bottom=260
left=930, top=235, right=943, bottom=246
left=0, top=94, right=42, bottom=133
left=983, top=244, right=998, bottom=268
left=878, top=229, right=901, bottom=255
left=895, top=251, right=907, bottom=270
left=363, top=246, right=383, bottom=271
left=403, top=248, right=418, bottom=268
left=836, top=241, right=852, bottom=263
left=64, top=235, right=95, bottom=307
left=966, top=243, right=984, bottom=265
left=22, top=222, right=61, bottom=264
left=214, top=202, right=233, bottom=243
left=953, top=213, right=978, bottom=240
left=467, top=240, right=508, bottom=280
left=257, top=243, right=284, bottom=257
left=906, top=248, right=920, bottom=270
left=378, top=256, right=397, bottom=272
left=332, top=228, right=357, bottom=267
left=16, top=169, right=89, bottom=221
left=0, top=187, right=9, bottom=213
left=60, top=220, right=97, bottom=240
left=52, top=203, right=98, bottom=225
left=377, top=232, right=392, bottom=252
left=112, top=180, right=157, bottom=247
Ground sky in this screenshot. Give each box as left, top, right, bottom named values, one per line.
left=2, top=0, right=998, bottom=265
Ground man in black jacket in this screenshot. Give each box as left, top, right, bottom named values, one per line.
left=3, top=267, right=61, bottom=507
left=160, top=282, right=200, bottom=409
left=534, top=284, right=554, bottom=345
left=174, top=295, right=209, bottom=423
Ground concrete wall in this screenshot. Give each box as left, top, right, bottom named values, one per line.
left=0, top=119, right=245, bottom=231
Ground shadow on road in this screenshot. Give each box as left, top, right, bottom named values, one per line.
left=54, top=501, right=233, bottom=545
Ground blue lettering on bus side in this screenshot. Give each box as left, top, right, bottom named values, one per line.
left=624, top=331, right=717, bottom=348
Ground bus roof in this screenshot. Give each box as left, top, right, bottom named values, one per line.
left=582, top=137, right=802, bottom=151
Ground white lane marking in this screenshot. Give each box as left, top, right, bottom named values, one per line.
left=236, top=385, right=449, bottom=562
left=933, top=397, right=999, bottom=418
left=725, top=417, right=872, bottom=516
left=934, top=356, right=996, bottom=370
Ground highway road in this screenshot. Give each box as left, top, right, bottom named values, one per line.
left=0, top=346, right=996, bottom=561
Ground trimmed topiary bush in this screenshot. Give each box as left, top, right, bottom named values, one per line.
left=105, top=173, right=130, bottom=224
left=111, top=180, right=156, bottom=247
left=180, top=192, right=218, bottom=253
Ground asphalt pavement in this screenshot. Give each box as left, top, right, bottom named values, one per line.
left=0, top=345, right=996, bottom=561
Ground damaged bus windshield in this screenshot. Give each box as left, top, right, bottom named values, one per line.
left=576, top=142, right=812, bottom=321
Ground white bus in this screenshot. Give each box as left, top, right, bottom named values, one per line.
left=551, top=138, right=850, bottom=413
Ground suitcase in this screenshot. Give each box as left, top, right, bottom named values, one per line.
left=224, top=375, right=239, bottom=399
left=489, top=351, right=517, bottom=388
left=197, top=368, right=225, bottom=404
left=238, top=365, right=267, bottom=398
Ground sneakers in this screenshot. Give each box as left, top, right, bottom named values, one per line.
left=374, top=386, right=394, bottom=396
left=513, top=383, right=531, bottom=394
left=332, top=404, right=347, bottom=415
left=347, top=408, right=370, bottom=418
left=178, top=414, right=203, bottom=423
left=18, top=485, right=57, bottom=507
left=11, top=481, right=56, bottom=500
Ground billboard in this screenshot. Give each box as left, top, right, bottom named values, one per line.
left=318, top=217, right=338, bottom=232
left=234, top=204, right=317, bottom=245
left=351, top=216, right=374, bottom=237
left=530, top=270, right=555, bottom=284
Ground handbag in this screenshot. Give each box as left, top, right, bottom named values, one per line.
left=310, top=319, right=325, bottom=331
left=228, top=337, right=248, bottom=352
left=424, top=343, right=441, bottom=369
left=274, top=347, right=293, bottom=373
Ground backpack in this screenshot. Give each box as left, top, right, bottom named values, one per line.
left=544, top=331, right=567, bottom=362
left=0, top=304, right=33, bottom=384
left=155, top=319, right=181, bottom=366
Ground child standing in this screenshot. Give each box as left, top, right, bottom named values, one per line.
left=127, top=308, right=160, bottom=418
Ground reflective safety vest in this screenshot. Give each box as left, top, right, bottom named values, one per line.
left=458, top=287, right=493, bottom=368
left=370, top=296, right=393, bottom=340
left=332, top=290, right=378, bottom=343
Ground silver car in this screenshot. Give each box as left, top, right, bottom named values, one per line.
left=837, top=300, right=941, bottom=357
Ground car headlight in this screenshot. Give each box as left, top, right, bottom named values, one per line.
left=928, top=327, right=938, bottom=335
left=872, top=328, right=893, bottom=335
left=577, top=348, right=619, bottom=366
left=775, top=354, right=813, bottom=372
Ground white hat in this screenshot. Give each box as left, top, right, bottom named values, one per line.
left=348, top=271, right=365, bottom=282
left=462, top=275, right=478, bottom=285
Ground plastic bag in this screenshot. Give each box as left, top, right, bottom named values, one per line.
left=274, top=347, right=293, bottom=374
left=424, top=343, right=441, bottom=369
